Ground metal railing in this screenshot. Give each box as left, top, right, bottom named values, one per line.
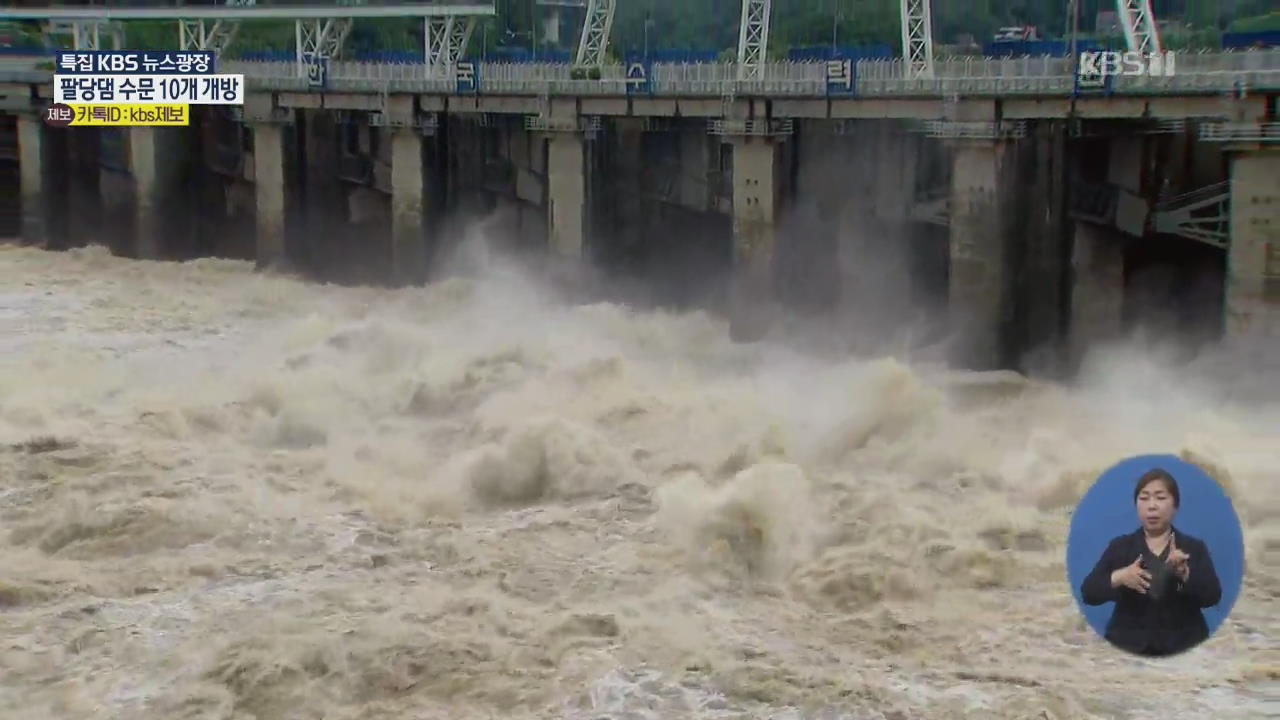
left=4, top=49, right=1279, bottom=99
left=707, top=117, right=795, bottom=135
left=921, top=119, right=1028, bottom=139
left=1199, top=121, right=1280, bottom=142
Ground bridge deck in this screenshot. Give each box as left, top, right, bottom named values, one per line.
left=2, top=51, right=1277, bottom=117
left=218, top=52, right=1279, bottom=98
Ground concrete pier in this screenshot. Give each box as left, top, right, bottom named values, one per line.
left=17, top=114, right=69, bottom=248
left=390, top=127, right=427, bottom=285
left=15, top=115, right=43, bottom=243
left=252, top=122, right=287, bottom=270
left=948, top=140, right=1012, bottom=369
left=547, top=131, right=587, bottom=259
left=729, top=136, right=781, bottom=341
left=129, top=127, right=187, bottom=259
left=5, top=89, right=1278, bottom=373
left=1225, top=149, right=1280, bottom=341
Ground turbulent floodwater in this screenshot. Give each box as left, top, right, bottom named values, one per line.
left=0, top=241, right=1276, bottom=720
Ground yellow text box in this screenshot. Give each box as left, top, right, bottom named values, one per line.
left=67, top=104, right=189, bottom=127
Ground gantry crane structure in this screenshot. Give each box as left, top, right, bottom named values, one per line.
left=731, top=0, right=936, bottom=80
left=0, top=0, right=1169, bottom=82
left=530, top=0, right=617, bottom=68
left=731, top=0, right=1166, bottom=82
left=1114, top=0, right=1163, bottom=55
left=0, top=2, right=496, bottom=79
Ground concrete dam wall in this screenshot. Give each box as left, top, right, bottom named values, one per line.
left=7, top=106, right=1279, bottom=374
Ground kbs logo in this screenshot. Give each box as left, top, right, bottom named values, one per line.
left=93, top=53, right=139, bottom=72
left=1078, top=51, right=1177, bottom=78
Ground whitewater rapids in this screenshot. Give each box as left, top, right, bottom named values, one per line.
left=0, top=242, right=1275, bottom=720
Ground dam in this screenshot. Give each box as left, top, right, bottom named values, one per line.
left=1, top=3, right=1278, bottom=720
left=8, top=76, right=1277, bottom=368
left=2, top=1, right=1278, bottom=370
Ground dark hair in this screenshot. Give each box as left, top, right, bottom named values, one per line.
left=1134, top=468, right=1180, bottom=508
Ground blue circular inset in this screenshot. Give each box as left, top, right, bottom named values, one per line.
left=1066, top=454, right=1245, bottom=654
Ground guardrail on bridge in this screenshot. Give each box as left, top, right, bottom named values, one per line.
left=214, top=50, right=1280, bottom=97
left=2, top=49, right=1277, bottom=98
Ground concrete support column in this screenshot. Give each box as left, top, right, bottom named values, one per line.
left=16, top=114, right=45, bottom=244
left=129, top=127, right=187, bottom=259
left=252, top=122, right=287, bottom=270
left=547, top=131, right=587, bottom=258
left=130, top=127, right=162, bottom=258
left=1070, top=222, right=1126, bottom=358
left=16, top=114, right=69, bottom=248
left=948, top=141, right=1013, bottom=369
left=1225, top=149, right=1280, bottom=342
left=729, top=136, right=780, bottom=341
left=390, top=127, right=427, bottom=286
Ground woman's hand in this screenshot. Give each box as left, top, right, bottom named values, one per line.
left=1167, top=535, right=1191, bottom=583
left=1111, top=555, right=1152, bottom=594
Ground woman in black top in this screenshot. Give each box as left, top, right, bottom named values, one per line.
left=1080, top=468, right=1223, bottom=657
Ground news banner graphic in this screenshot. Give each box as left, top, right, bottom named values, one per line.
left=44, top=104, right=189, bottom=128
left=47, top=50, right=244, bottom=127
